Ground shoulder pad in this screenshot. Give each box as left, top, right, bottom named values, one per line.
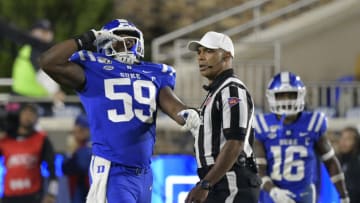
left=70, top=50, right=97, bottom=63
left=254, top=113, right=269, bottom=134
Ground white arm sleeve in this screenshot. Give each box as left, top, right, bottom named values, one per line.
left=36, top=69, right=60, bottom=96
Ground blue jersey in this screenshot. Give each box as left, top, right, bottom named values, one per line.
left=70, top=51, right=176, bottom=168
left=254, top=111, right=327, bottom=193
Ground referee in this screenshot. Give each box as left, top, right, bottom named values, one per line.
left=185, top=31, right=260, bottom=203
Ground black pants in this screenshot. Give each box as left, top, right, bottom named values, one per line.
left=206, top=187, right=259, bottom=203
left=198, top=165, right=261, bottom=203
left=2, top=192, right=42, bottom=203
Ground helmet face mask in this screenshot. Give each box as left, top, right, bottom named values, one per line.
left=266, top=72, right=306, bottom=116
left=96, top=19, right=144, bottom=64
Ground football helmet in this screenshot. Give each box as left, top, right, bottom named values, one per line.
left=96, top=19, right=144, bottom=64
left=266, top=72, right=306, bottom=115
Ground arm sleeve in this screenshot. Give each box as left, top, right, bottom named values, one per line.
left=221, top=85, right=250, bottom=140
left=36, top=70, right=60, bottom=95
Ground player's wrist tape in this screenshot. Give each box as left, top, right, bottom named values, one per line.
left=48, top=180, right=59, bottom=196
left=340, top=197, right=350, bottom=203
left=331, top=173, right=345, bottom=183
left=256, top=157, right=267, bottom=165
left=321, top=148, right=335, bottom=161
left=74, top=30, right=96, bottom=50
left=260, top=176, right=273, bottom=189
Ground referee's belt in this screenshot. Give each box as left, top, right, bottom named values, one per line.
left=197, top=157, right=257, bottom=179
left=235, top=155, right=257, bottom=171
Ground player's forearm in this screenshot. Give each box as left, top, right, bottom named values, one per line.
left=257, top=164, right=276, bottom=193
left=254, top=140, right=275, bottom=192
left=158, top=87, right=187, bottom=125
left=203, top=140, right=242, bottom=186
left=324, top=158, right=349, bottom=198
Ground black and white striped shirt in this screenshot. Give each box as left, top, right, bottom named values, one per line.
left=196, top=69, right=255, bottom=169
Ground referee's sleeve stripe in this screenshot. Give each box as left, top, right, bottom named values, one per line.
left=238, top=88, right=248, bottom=128
left=229, top=85, right=240, bottom=129
left=222, top=86, right=232, bottom=129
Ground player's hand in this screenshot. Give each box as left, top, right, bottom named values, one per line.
left=178, top=109, right=200, bottom=136
left=93, top=29, right=113, bottom=45
left=340, top=197, right=350, bottom=203
left=269, top=187, right=296, bottom=203
left=75, top=29, right=111, bottom=51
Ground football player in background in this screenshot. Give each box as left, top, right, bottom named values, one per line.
left=254, top=72, right=349, bottom=203
left=39, top=19, right=199, bottom=203
left=62, top=114, right=92, bottom=203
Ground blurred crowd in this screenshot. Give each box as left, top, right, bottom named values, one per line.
left=327, top=126, right=360, bottom=202
left=0, top=102, right=91, bottom=203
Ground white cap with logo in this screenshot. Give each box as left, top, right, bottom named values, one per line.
left=187, top=31, right=235, bottom=58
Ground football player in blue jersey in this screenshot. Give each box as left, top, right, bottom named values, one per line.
left=39, top=19, right=199, bottom=203
left=254, top=72, right=349, bottom=203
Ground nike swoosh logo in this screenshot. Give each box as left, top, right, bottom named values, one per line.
left=142, top=70, right=152, bottom=73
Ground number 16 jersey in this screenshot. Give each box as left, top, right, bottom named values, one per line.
left=254, top=111, right=327, bottom=191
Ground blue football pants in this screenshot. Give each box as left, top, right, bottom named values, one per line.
left=106, top=164, right=153, bottom=203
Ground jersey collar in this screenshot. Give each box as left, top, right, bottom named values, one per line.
left=203, top=69, right=234, bottom=92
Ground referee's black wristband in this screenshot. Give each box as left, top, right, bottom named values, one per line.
left=74, top=30, right=96, bottom=51
left=198, top=180, right=213, bottom=190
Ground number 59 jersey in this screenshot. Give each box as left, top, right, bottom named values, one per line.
left=254, top=111, right=327, bottom=191
left=70, top=50, right=176, bottom=168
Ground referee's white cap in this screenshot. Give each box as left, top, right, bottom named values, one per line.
left=187, top=31, right=234, bottom=58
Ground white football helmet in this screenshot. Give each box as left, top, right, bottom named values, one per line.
left=266, top=72, right=306, bottom=115
left=96, top=19, right=144, bottom=64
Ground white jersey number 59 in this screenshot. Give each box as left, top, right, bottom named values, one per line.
left=104, top=78, right=156, bottom=123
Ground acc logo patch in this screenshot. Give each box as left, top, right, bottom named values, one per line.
left=227, top=97, right=241, bottom=108
left=97, top=57, right=112, bottom=64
